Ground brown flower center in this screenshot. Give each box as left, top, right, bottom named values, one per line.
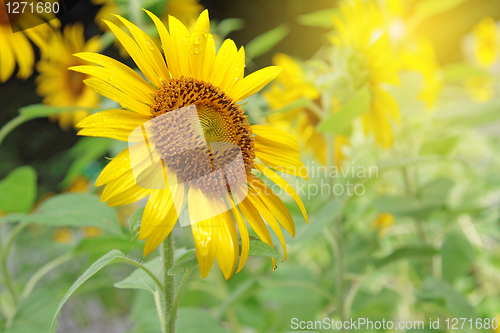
left=152, top=77, right=254, bottom=196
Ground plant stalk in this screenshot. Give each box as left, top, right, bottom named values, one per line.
left=161, top=233, right=175, bottom=333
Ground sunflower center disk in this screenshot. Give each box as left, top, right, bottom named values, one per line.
left=150, top=77, right=255, bottom=198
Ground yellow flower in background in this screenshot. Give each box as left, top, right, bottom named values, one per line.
left=332, top=0, right=401, bottom=148
left=82, top=226, right=103, bottom=238
left=53, top=227, right=74, bottom=244
left=371, top=212, right=394, bottom=237
left=400, top=38, right=443, bottom=109
left=0, top=0, right=57, bottom=82
left=264, top=53, right=351, bottom=167
left=162, top=0, right=203, bottom=29
left=494, top=315, right=500, bottom=333
left=473, top=17, right=499, bottom=68
left=71, top=10, right=308, bottom=279
left=36, top=23, right=101, bottom=130
left=465, top=76, right=495, bottom=102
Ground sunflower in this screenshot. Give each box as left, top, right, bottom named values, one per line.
left=332, top=0, right=401, bottom=148
left=264, top=53, right=350, bottom=167
left=472, top=17, right=499, bottom=68
left=36, top=23, right=101, bottom=130
left=0, top=0, right=57, bottom=82
left=71, top=10, right=308, bottom=279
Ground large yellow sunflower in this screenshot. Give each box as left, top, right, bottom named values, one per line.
left=36, top=23, right=101, bottom=130
left=264, top=53, right=350, bottom=167
left=332, top=0, right=401, bottom=148
left=0, top=0, right=57, bottom=82
left=71, top=10, right=308, bottom=279
left=473, top=17, right=499, bottom=68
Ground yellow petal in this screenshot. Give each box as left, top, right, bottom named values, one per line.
left=255, top=149, right=308, bottom=180
left=76, top=109, right=149, bottom=142
left=238, top=197, right=273, bottom=246
left=83, top=78, right=151, bottom=115
left=96, top=148, right=131, bottom=186
left=254, top=162, right=308, bottom=224
left=230, top=196, right=249, bottom=273
left=141, top=187, right=182, bottom=256
left=12, top=32, right=34, bottom=79
left=114, top=15, right=170, bottom=81
left=106, top=185, right=150, bottom=206
left=230, top=66, right=282, bottom=102
left=104, top=20, right=162, bottom=87
left=251, top=125, right=301, bottom=153
left=220, top=46, right=245, bottom=95
left=209, top=39, right=238, bottom=89
left=215, top=209, right=239, bottom=280
left=244, top=189, right=288, bottom=260
left=69, top=64, right=153, bottom=105
left=188, top=9, right=210, bottom=79
left=73, top=52, right=155, bottom=99
left=168, top=15, right=192, bottom=77
left=144, top=9, right=180, bottom=79
left=0, top=35, right=15, bottom=82
left=200, top=34, right=216, bottom=82
left=247, top=174, right=295, bottom=237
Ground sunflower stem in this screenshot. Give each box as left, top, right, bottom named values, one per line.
left=0, top=115, right=28, bottom=147
left=161, top=233, right=175, bottom=333
left=168, top=267, right=195, bottom=331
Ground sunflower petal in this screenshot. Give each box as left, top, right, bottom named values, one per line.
left=255, top=149, right=308, bottom=180
left=231, top=66, right=282, bottom=101
left=168, top=15, right=192, bottom=77
left=254, top=162, right=308, bottom=223
left=230, top=196, right=249, bottom=273
left=76, top=109, right=149, bottom=142
left=188, top=9, right=210, bottom=79
left=251, top=124, right=301, bottom=153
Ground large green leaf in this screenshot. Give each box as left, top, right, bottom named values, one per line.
left=0, top=193, right=122, bottom=235
left=317, top=85, right=371, bottom=135
left=248, top=237, right=281, bottom=260
left=246, top=24, right=290, bottom=60
left=6, top=289, right=59, bottom=333
left=375, top=246, right=439, bottom=268
left=441, top=232, right=474, bottom=284
left=418, top=278, right=476, bottom=319
left=0, top=166, right=37, bottom=214
left=115, top=257, right=161, bottom=292
left=177, top=308, right=229, bottom=333
left=50, top=250, right=160, bottom=332
left=73, top=235, right=143, bottom=256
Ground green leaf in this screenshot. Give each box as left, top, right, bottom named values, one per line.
left=418, top=277, right=476, bottom=319
left=73, top=235, right=143, bottom=256
left=375, top=246, right=439, bottom=268
left=128, top=207, right=144, bottom=236
left=420, top=134, right=459, bottom=155
left=0, top=166, right=37, bottom=214
left=18, top=104, right=96, bottom=118
left=6, top=289, right=59, bottom=333
left=248, top=237, right=281, bottom=260
left=51, top=250, right=160, bottom=332
left=177, top=308, right=229, bottom=333
left=216, top=18, right=244, bottom=39
left=299, top=8, right=339, bottom=28
left=317, top=85, right=371, bottom=135
left=246, top=24, right=290, bottom=60
left=115, top=257, right=161, bottom=292
left=168, top=257, right=198, bottom=275
left=441, top=232, right=474, bottom=284
left=434, top=98, right=500, bottom=127
left=0, top=193, right=122, bottom=235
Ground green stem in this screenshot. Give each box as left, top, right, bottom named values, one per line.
left=161, top=234, right=175, bottom=333
left=0, top=115, right=29, bottom=147
left=154, top=290, right=167, bottom=333
left=20, top=253, right=73, bottom=300
left=168, top=267, right=195, bottom=331
left=334, top=218, right=346, bottom=332
left=1, top=223, right=29, bottom=309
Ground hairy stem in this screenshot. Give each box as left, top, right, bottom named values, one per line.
left=161, top=234, right=175, bottom=333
